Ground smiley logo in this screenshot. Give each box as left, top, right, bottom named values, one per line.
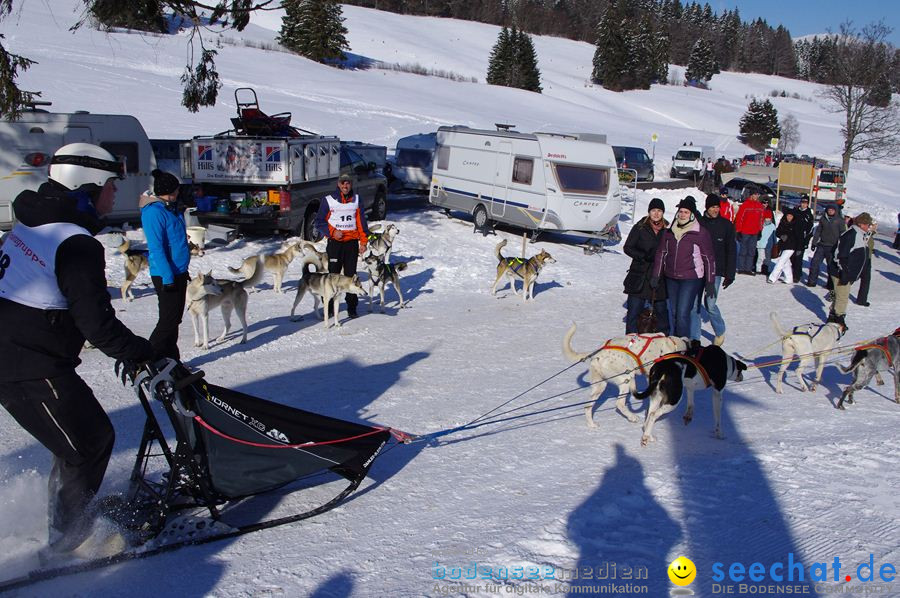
left=668, top=556, right=696, bottom=586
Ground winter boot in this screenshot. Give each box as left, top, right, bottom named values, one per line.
left=713, top=335, right=725, bottom=346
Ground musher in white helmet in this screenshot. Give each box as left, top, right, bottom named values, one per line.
left=0, top=143, right=154, bottom=562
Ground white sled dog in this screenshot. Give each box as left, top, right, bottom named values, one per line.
left=362, top=254, right=409, bottom=311
left=365, top=223, right=399, bottom=262
left=290, top=256, right=368, bottom=328
left=563, top=323, right=688, bottom=427
left=836, top=332, right=900, bottom=410
left=770, top=312, right=847, bottom=393
left=491, top=238, right=555, bottom=302
left=228, top=241, right=303, bottom=294
left=298, top=240, right=329, bottom=272
left=187, top=262, right=262, bottom=349
left=632, top=345, right=746, bottom=446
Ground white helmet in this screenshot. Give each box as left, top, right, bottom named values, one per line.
left=49, top=143, right=124, bottom=192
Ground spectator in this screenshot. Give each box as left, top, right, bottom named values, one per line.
left=734, top=184, right=767, bottom=274
left=693, top=156, right=703, bottom=186
left=893, top=212, right=899, bottom=250
left=805, top=204, right=846, bottom=288
left=692, top=194, right=736, bottom=345
left=855, top=220, right=876, bottom=307
left=140, top=169, right=190, bottom=360
left=790, top=197, right=815, bottom=282
left=718, top=188, right=734, bottom=222
left=651, top=196, right=716, bottom=340
left=623, top=198, right=669, bottom=334
left=757, top=214, right=776, bottom=276
left=768, top=211, right=804, bottom=284
left=828, top=213, right=873, bottom=327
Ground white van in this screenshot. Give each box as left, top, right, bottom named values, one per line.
left=669, top=144, right=715, bottom=179
left=429, top=126, right=621, bottom=240
left=0, top=106, right=154, bottom=230
left=390, top=132, right=436, bottom=191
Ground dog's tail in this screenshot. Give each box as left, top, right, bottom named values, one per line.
left=117, top=237, right=130, bottom=255
left=237, top=256, right=265, bottom=289
left=562, top=322, right=591, bottom=363
left=838, top=350, right=867, bottom=374
left=769, top=311, right=789, bottom=339
left=632, top=372, right=662, bottom=400
left=494, top=238, right=508, bottom=262
left=300, top=254, right=322, bottom=275
left=228, top=256, right=256, bottom=278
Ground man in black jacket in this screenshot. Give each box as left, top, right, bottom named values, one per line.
left=0, top=143, right=153, bottom=561
left=691, top=194, right=736, bottom=345
left=828, top=212, right=873, bottom=327
left=790, top=198, right=815, bottom=281
left=805, top=204, right=845, bottom=288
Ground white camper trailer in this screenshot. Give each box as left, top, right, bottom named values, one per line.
left=390, top=132, right=436, bottom=191
left=0, top=105, right=155, bottom=230
left=429, top=126, right=621, bottom=240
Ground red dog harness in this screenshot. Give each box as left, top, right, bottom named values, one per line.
left=654, top=351, right=713, bottom=388
left=855, top=336, right=895, bottom=368
left=600, top=334, right=670, bottom=376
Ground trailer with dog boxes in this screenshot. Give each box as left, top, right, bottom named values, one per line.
left=428, top=125, right=622, bottom=241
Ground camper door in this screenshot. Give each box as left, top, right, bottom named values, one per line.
left=490, top=141, right=512, bottom=218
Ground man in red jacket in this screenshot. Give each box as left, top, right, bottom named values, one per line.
left=734, top=185, right=766, bottom=274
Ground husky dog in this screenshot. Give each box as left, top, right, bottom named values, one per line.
left=837, top=333, right=900, bottom=409
left=770, top=312, right=847, bottom=393
left=491, top=239, right=555, bottom=302
left=563, top=323, right=689, bottom=426
left=228, top=241, right=302, bottom=293
left=298, top=240, right=329, bottom=272
left=118, top=238, right=149, bottom=302
left=362, top=254, right=409, bottom=311
left=187, top=261, right=262, bottom=349
left=365, top=224, right=399, bottom=262
left=633, top=345, right=747, bottom=446
left=290, top=257, right=368, bottom=328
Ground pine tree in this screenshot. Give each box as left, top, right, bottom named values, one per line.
left=866, top=72, right=893, bottom=108
left=89, top=0, right=166, bottom=33
left=278, top=0, right=350, bottom=64
left=515, top=31, right=543, bottom=93
left=591, top=0, right=629, bottom=90
left=487, top=27, right=512, bottom=86
left=739, top=98, right=781, bottom=151
left=685, top=38, right=716, bottom=85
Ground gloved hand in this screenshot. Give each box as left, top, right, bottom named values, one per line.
left=722, top=277, right=734, bottom=290
left=163, top=283, right=177, bottom=292
left=115, top=359, right=149, bottom=385
left=705, top=281, right=717, bottom=298
left=649, top=276, right=660, bottom=290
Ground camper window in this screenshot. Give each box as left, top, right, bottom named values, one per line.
left=436, top=146, right=450, bottom=171
left=100, top=142, right=139, bottom=174
left=396, top=148, right=432, bottom=168
left=553, top=164, right=609, bottom=195
left=512, top=157, right=534, bottom=185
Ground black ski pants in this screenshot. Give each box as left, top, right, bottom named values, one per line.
left=856, top=254, right=871, bottom=304
left=0, top=372, right=114, bottom=548
left=806, top=244, right=836, bottom=288
left=327, top=238, right=360, bottom=315
left=150, top=271, right=189, bottom=361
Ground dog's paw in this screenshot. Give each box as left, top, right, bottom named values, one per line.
left=683, top=414, right=693, bottom=426
left=640, top=436, right=650, bottom=446
left=626, top=415, right=640, bottom=424
left=875, top=376, right=885, bottom=386
left=807, top=384, right=817, bottom=392
left=714, top=429, right=724, bottom=439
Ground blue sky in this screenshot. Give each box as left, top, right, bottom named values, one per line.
left=721, top=0, right=900, bottom=45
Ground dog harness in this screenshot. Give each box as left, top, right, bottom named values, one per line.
left=504, top=257, right=528, bottom=275
left=790, top=323, right=845, bottom=341
left=654, top=351, right=713, bottom=388
left=600, top=334, right=668, bottom=376
left=368, top=262, right=398, bottom=286
left=855, top=337, right=895, bottom=368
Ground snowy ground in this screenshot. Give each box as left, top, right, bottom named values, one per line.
left=1, top=1, right=899, bottom=596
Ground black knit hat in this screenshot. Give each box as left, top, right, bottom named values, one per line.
left=677, top=195, right=697, bottom=212
left=648, top=197, right=665, bottom=213
left=152, top=169, right=180, bottom=196
left=705, top=193, right=720, bottom=209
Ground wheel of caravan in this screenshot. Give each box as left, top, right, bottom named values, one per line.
left=370, top=189, right=387, bottom=221
left=473, top=204, right=489, bottom=229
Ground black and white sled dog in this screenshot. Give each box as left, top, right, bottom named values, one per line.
left=632, top=345, right=747, bottom=446
left=491, top=238, right=556, bottom=302
left=186, top=267, right=260, bottom=349
left=770, top=312, right=847, bottom=393
left=365, top=223, right=399, bottom=262
left=836, top=333, right=900, bottom=410
left=362, top=253, right=409, bottom=311
left=290, top=256, right=368, bottom=328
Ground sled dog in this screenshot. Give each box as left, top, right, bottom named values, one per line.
left=366, top=224, right=399, bottom=262
left=770, top=312, right=847, bottom=393
left=362, top=254, right=409, bottom=311
left=187, top=262, right=262, bottom=349
left=118, top=237, right=149, bottom=302
left=837, top=333, right=900, bottom=409
left=228, top=241, right=303, bottom=293
left=563, top=323, right=688, bottom=427
left=632, top=345, right=746, bottom=446
left=491, top=238, right=555, bottom=302
left=290, top=256, right=368, bottom=328
left=298, top=240, right=329, bottom=272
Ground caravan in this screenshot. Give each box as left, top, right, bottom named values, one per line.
left=429, top=126, right=621, bottom=240
left=390, top=132, right=436, bottom=191
left=0, top=104, right=154, bottom=230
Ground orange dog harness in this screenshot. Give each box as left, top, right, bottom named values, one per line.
left=600, top=334, right=669, bottom=376
left=855, top=337, right=895, bottom=368
left=654, top=352, right=712, bottom=388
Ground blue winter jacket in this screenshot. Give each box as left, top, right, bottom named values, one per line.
left=140, top=194, right=190, bottom=284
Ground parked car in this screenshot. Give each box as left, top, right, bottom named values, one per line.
left=612, top=145, right=654, bottom=182
left=721, top=177, right=758, bottom=202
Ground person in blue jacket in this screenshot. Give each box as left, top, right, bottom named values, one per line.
left=140, top=169, right=190, bottom=359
